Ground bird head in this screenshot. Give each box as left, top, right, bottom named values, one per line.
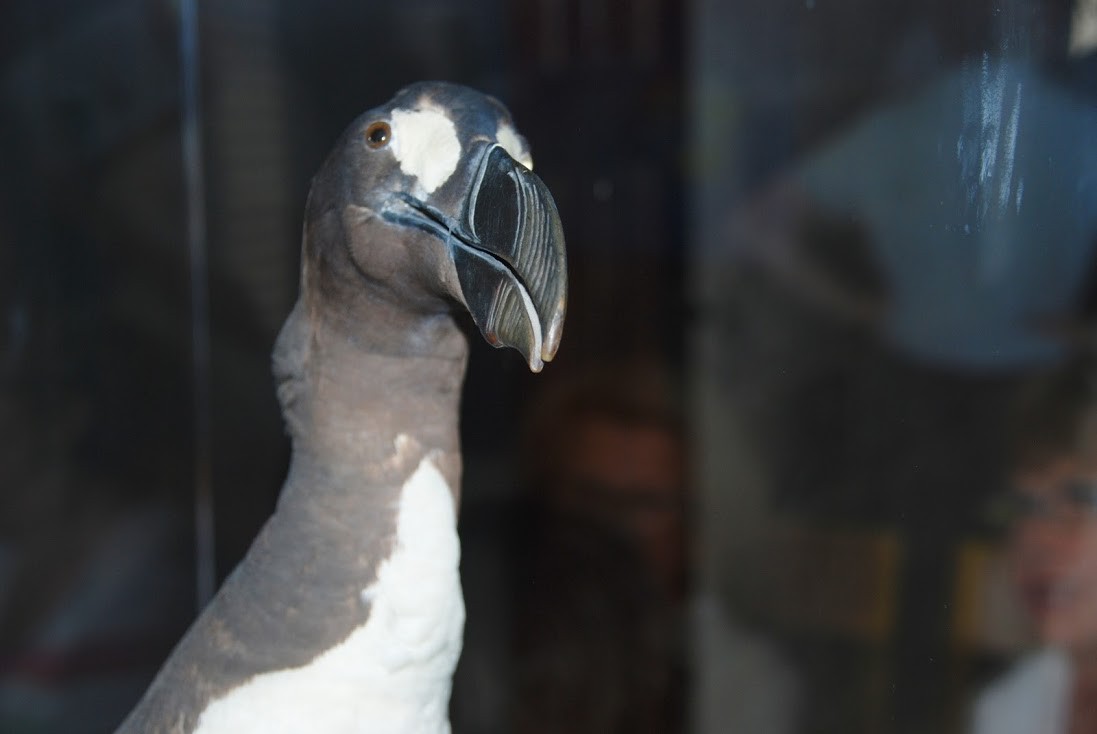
left=302, top=82, right=567, bottom=372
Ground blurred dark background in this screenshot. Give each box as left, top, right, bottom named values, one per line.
left=1, top=0, right=1096, bottom=732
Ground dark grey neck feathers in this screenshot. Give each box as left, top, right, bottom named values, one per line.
left=116, top=227, right=469, bottom=734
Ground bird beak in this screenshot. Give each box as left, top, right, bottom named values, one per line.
left=387, top=143, right=568, bottom=372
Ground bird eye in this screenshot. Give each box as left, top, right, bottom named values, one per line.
left=365, top=121, right=391, bottom=149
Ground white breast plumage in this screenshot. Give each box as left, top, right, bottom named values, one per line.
left=192, top=451, right=465, bottom=734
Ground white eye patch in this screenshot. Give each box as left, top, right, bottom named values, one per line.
left=496, top=122, right=533, bottom=170
left=389, top=106, right=462, bottom=194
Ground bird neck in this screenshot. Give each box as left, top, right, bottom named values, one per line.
left=273, top=296, right=469, bottom=507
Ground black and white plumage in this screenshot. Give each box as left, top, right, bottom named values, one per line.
left=116, top=81, right=567, bottom=734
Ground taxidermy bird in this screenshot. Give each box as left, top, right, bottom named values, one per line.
left=116, top=81, right=567, bottom=734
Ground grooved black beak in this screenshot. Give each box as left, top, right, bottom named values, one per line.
left=384, top=144, right=567, bottom=371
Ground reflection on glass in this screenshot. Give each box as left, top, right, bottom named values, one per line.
left=973, top=358, right=1097, bottom=733
left=692, top=1, right=1097, bottom=733
left=1, top=0, right=1096, bottom=733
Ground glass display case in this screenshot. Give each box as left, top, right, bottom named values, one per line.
left=1, top=1, right=1094, bottom=732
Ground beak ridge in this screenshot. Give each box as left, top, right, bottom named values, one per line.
left=456, top=144, right=568, bottom=369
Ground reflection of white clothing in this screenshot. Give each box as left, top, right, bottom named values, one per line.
left=691, top=594, right=799, bottom=734
left=971, top=649, right=1072, bottom=734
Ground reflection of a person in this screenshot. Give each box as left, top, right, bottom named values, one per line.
left=512, top=363, right=687, bottom=734
left=971, top=356, right=1097, bottom=734
left=454, top=363, right=801, bottom=734
left=453, top=363, right=686, bottom=734
left=520, top=364, right=689, bottom=602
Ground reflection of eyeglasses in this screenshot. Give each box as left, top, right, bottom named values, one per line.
left=994, top=480, right=1097, bottom=526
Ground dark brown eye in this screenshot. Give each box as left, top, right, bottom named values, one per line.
left=365, top=121, right=391, bottom=149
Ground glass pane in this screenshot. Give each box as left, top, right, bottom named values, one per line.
left=3, top=2, right=1094, bottom=733
left=691, top=1, right=1097, bottom=733
left=0, top=2, right=197, bottom=731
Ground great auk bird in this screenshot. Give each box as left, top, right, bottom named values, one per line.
left=116, top=81, right=567, bottom=734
